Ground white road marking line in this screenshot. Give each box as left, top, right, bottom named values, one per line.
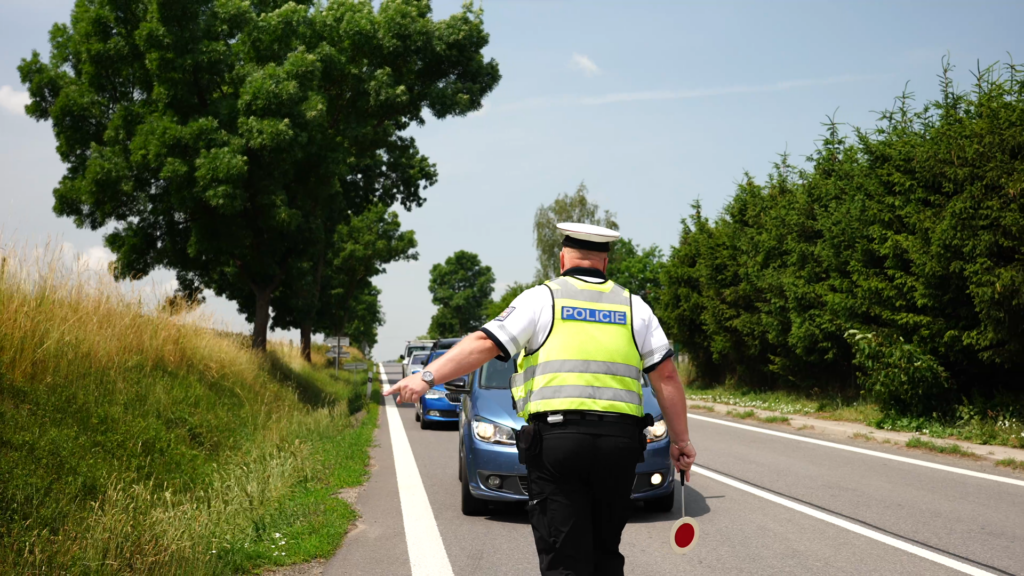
left=379, top=363, right=454, bottom=576
left=689, top=413, right=1024, bottom=488
left=694, top=465, right=996, bottom=576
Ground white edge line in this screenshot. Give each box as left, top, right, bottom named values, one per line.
left=688, top=413, right=1024, bottom=488
left=694, top=465, right=995, bottom=576
left=379, top=363, right=455, bottom=576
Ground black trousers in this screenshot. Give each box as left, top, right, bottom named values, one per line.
left=525, top=420, right=641, bottom=576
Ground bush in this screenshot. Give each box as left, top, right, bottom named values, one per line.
left=846, top=330, right=948, bottom=418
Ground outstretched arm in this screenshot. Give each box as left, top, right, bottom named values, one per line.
left=383, top=332, right=500, bottom=404
left=648, top=359, right=697, bottom=481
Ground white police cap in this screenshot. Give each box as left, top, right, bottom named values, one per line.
left=556, top=222, right=620, bottom=253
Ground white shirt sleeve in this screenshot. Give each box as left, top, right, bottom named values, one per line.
left=631, top=294, right=675, bottom=372
left=480, top=285, right=553, bottom=361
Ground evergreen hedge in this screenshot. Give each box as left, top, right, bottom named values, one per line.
left=658, top=59, right=1024, bottom=420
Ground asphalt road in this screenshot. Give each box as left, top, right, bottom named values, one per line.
left=327, top=363, right=1024, bottom=576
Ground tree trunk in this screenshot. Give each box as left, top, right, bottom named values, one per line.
left=300, top=321, right=312, bottom=363
left=252, top=286, right=272, bottom=352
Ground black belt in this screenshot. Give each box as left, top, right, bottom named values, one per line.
left=529, top=411, right=642, bottom=425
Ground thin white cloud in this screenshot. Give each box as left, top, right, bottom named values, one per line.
left=495, top=74, right=880, bottom=112
left=0, top=85, right=30, bottom=115
left=569, top=53, right=602, bottom=77
left=581, top=75, right=878, bottom=105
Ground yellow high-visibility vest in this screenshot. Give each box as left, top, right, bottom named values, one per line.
left=512, top=276, right=644, bottom=419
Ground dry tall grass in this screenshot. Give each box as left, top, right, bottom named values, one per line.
left=0, top=242, right=373, bottom=574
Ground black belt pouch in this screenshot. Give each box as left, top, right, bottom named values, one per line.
left=637, top=413, right=655, bottom=462
left=515, top=424, right=541, bottom=465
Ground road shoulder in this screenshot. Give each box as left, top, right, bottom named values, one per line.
left=325, top=394, right=412, bottom=576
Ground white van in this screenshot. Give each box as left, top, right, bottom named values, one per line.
left=402, top=340, right=435, bottom=377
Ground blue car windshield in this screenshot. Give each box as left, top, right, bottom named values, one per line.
left=478, top=355, right=519, bottom=389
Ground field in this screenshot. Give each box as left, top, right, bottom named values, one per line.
left=0, top=244, right=377, bottom=575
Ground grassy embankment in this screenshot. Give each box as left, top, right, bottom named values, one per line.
left=677, top=359, right=1023, bottom=449
left=0, top=246, right=378, bottom=574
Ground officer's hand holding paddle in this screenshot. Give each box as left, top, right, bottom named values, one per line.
left=647, top=355, right=697, bottom=482
left=671, top=440, right=697, bottom=482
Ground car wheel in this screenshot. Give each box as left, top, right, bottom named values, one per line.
left=414, top=404, right=421, bottom=422
left=461, top=456, right=489, bottom=516
left=645, top=489, right=675, bottom=513
left=419, top=403, right=431, bottom=430
left=458, top=443, right=464, bottom=480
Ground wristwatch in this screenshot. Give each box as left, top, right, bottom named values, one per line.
left=420, top=371, right=435, bottom=386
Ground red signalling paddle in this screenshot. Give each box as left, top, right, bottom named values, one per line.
left=669, top=517, right=699, bottom=554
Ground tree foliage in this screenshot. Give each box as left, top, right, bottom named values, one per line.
left=20, top=0, right=500, bottom=350
left=658, top=58, right=1024, bottom=418
left=427, top=250, right=494, bottom=338
left=262, top=205, right=416, bottom=358
left=609, top=239, right=664, bottom=302
left=486, top=281, right=531, bottom=320
left=533, top=182, right=618, bottom=281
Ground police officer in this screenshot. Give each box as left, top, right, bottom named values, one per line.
left=385, top=223, right=697, bottom=576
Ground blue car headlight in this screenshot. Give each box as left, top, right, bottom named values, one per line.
left=472, top=417, right=516, bottom=445
left=645, top=418, right=668, bottom=443
left=423, top=389, right=445, bottom=399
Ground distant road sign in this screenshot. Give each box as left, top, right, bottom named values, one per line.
left=344, top=363, right=367, bottom=371
left=326, top=348, right=351, bottom=359
left=324, top=336, right=350, bottom=347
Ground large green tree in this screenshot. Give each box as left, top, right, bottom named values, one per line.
left=336, top=279, right=384, bottom=354
left=312, top=206, right=417, bottom=354
left=264, top=205, right=416, bottom=360
left=427, top=250, right=494, bottom=338
left=20, top=0, right=500, bottom=350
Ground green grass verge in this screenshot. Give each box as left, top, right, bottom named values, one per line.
left=995, top=457, right=1024, bottom=471
left=905, top=436, right=976, bottom=457
left=687, top=384, right=1023, bottom=448
left=722, top=408, right=789, bottom=424
left=212, top=370, right=380, bottom=573
left=688, top=386, right=876, bottom=419
left=0, top=249, right=380, bottom=574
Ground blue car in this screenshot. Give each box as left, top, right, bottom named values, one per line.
left=450, top=356, right=678, bottom=516
left=415, top=338, right=464, bottom=430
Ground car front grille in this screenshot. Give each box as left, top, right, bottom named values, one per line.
left=518, top=476, right=529, bottom=495
left=445, top=393, right=462, bottom=404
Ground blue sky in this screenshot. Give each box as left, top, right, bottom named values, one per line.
left=1, top=0, right=1021, bottom=359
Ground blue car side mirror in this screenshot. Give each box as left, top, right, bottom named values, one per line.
left=444, top=376, right=469, bottom=394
